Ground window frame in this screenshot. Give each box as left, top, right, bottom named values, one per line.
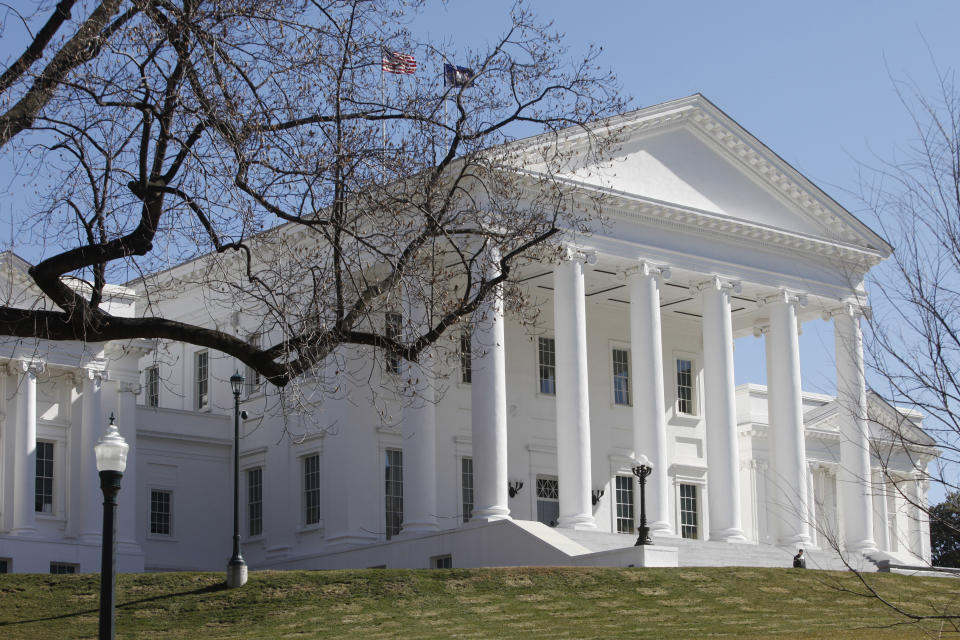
left=149, top=488, right=173, bottom=537
left=535, top=475, right=559, bottom=527
left=536, top=336, right=557, bottom=396
left=303, top=453, right=322, bottom=528
left=384, top=447, right=403, bottom=540
left=610, top=343, right=631, bottom=407
left=678, top=482, right=700, bottom=540
left=194, top=350, right=210, bottom=411
left=431, top=554, right=453, bottom=569
left=243, top=334, right=263, bottom=399
left=145, top=365, right=160, bottom=408
left=460, top=456, right=474, bottom=523
left=674, top=354, right=699, bottom=417
left=384, top=312, right=402, bottom=375
left=459, top=330, right=472, bottom=384
left=49, top=562, right=77, bottom=574
left=35, top=439, right=55, bottom=514
left=615, top=475, right=635, bottom=534
left=247, top=466, right=264, bottom=538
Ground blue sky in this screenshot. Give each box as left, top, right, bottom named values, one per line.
left=3, top=1, right=958, bottom=395
left=411, top=1, right=960, bottom=395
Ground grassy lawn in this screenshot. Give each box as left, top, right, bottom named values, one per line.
left=1, top=567, right=959, bottom=639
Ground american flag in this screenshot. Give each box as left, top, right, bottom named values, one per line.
left=382, top=48, right=416, bottom=75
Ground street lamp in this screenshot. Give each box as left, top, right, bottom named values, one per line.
left=95, top=413, right=129, bottom=640
left=631, top=455, right=653, bottom=546
left=226, top=371, right=248, bottom=588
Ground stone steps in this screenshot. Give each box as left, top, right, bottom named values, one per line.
left=556, top=528, right=877, bottom=571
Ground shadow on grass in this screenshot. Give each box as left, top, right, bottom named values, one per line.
left=0, top=582, right=229, bottom=627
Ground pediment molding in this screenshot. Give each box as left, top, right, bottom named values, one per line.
left=522, top=94, right=891, bottom=258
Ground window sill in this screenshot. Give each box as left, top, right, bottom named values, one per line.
left=146, top=534, right=177, bottom=542
left=671, top=414, right=701, bottom=428
left=35, top=513, right=64, bottom=523
left=296, top=523, right=324, bottom=535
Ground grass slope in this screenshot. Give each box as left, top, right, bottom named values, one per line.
left=1, top=567, right=959, bottom=639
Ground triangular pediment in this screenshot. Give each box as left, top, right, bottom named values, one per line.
left=522, top=95, right=891, bottom=256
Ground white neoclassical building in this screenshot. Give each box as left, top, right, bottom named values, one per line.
left=0, top=95, right=937, bottom=573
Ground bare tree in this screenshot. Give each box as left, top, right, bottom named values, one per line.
left=810, top=65, right=960, bottom=626
left=0, top=0, right=626, bottom=389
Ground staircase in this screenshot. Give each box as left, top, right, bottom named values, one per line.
left=556, top=528, right=879, bottom=571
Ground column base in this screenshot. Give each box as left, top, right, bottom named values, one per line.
left=650, top=521, right=675, bottom=537
left=845, top=538, right=878, bottom=554
left=709, top=528, right=747, bottom=543
left=557, top=514, right=597, bottom=530
left=778, top=533, right=811, bottom=547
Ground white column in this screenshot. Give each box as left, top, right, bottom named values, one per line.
left=762, top=291, right=810, bottom=546
left=806, top=463, right=818, bottom=548
left=12, top=361, right=41, bottom=535
left=399, top=281, right=438, bottom=534
left=695, top=276, right=745, bottom=542
left=628, top=261, right=671, bottom=535
left=78, top=368, right=104, bottom=541
left=117, top=381, right=139, bottom=546
left=873, top=470, right=890, bottom=552
left=554, top=254, right=595, bottom=529
left=833, top=304, right=877, bottom=553
left=470, top=248, right=510, bottom=521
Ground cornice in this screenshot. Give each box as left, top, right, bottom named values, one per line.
left=520, top=173, right=886, bottom=270
left=686, top=110, right=865, bottom=246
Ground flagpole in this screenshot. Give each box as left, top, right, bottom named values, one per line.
left=380, top=53, right=386, bottom=179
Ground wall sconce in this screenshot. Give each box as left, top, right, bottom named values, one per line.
left=591, top=488, right=605, bottom=506
left=508, top=480, right=524, bottom=498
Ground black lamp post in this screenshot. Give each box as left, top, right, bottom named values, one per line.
left=632, top=455, right=653, bottom=546
left=95, top=413, right=129, bottom=640
left=226, top=371, right=248, bottom=588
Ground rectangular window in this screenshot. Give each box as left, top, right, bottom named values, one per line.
left=612, top=348, right=630, bottom=406
left=35, top=441, right=53, bottom=513
left=0, top=558, right=10, bottom=573
left=384, top=448, right=403, bottom=539
left=431, top=554, right=453, bottom=569
left=615, top=476, right=635, bottom=534
left=461, top=457, right=474, bottom=523
left=146, top=366, right=160, bottom=408
left=460, top=331, right=472, bottom=384
left=680, top=483, right=699, bottom=539
left=244, top=335, right=262, bottom=397
left=538, top=337, right=556, bottom=395
left=195, top=350, right=209, bottom=410
left=50, top=562, right=77, bottom=574
left=304, top=454, right=321, bottom=526
left=248, top=467, right=263, bottom=537
left=385, top=312, right=402, bottom=374
left=677, top=358, right=694, bottom=415
left=536, top=476, right=559, bottom=527
left=150, top=490, right=171, bottom=535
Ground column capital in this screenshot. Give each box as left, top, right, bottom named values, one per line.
left=757, top=289, right=807, bottom=308
left=119, top=381, right=142, bottom=395
left=558, top=243, right=597, bottom=265
left=84, top=366, right=107, bottom=384
left=752, top=324, right=769, bottom=338
left=823, top=300, right=871, bottom=321
left=12, top=359, right=45, bottom=377
left=689, top=275, right=741, bottom=297
left=619, top=259, right=671, bottom=281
